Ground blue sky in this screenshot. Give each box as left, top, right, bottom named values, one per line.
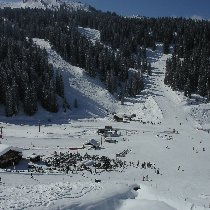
left=77, top=0, right=210, bottom=20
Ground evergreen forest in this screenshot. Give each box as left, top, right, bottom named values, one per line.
left=0, top=7, right=210, bottom=116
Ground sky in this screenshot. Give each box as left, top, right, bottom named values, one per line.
left=77, top=0, right=210, bottom=20
left=1, top=0, right=210, bottom=20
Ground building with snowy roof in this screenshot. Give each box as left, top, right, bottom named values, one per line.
left=84, top=139, right=100, bottom=149
left=0, top=144, right=22, bottom=168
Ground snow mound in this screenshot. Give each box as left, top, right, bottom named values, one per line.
left=68, top=185, right=137, bottom=210
left=141, top=96, right=163, bottom=123
left=0, top=0, right=90, bottom=11
left=119, top=199, right=176, bottom=210
left=78, top=27, right=101, bottom=44
left=189, top=103, right=210, bottom=128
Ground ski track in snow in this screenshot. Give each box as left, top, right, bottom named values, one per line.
left=0, top=182, right=99, bottom=209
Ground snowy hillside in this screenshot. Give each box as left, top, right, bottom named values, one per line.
left=0, top=41, right=210, bottom=210
left=33, top=38, right=119, bottom=119
left=78, top=27, right=101, bottom=44
left=0, top=0, right=90, bottom=11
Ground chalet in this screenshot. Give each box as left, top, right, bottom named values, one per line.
left=104, top=137, right=117, bottom=143
left=114, top=114, right=136, bottom=122
left=97, top=129, right=105, bottom=135
left=98, top=126, right=119, bottom=138
left=113, top=115, right=123, bottom=122
left=0, top=144, right=22, bottom=168
left=85, top=139, right=100, bottom=149
left=97, top=126, right=113, bottom=135
left=104, top=130, right=120, bottom=137
left=105, top=126, right=113, bottom=131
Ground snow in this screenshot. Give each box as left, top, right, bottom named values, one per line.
left=32, top=38, right=118, bottom=119
left=119, top=199, right=176, bottom=210
left=78, top=27, right=101, bottom=44
left=0, top=41, right=210, bottom=210
left=85, top=139, right=100, bottom=147
left=0, top=0, right=90, bottom=11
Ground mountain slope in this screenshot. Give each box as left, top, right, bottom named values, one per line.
left=0, top=0, right=90, bottom=11
left=33, top=38, right=118, bottom=120
left=0, top=43, right=210, bottom=210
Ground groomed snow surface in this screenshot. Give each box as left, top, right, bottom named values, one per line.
left=0, top=38, right=210, bottom=210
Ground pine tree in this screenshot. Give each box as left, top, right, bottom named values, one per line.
left=74, top=98, right=78, bottom=108
left=163, top=41, right=170, bottom=54
left=63, top=97, right=70, bottom=112
left=5, top=86, right=14, bottom=117
left=23, top=86, right=37, bottom=116
left=47, top=80, right=58, bottom=113
left=184, top=78, right=192, bottom=98
left=206, top=79, right=210, bottom=102
left=197, top=75, right=207, bottom=96
left=147, top=63, right=152, bottom=76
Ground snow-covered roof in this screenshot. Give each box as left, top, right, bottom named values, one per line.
left=0, top=144, right=22, bottom=157
left=85, top=139, right=100, bottom=147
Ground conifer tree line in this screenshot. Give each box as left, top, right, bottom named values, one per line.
left=0, top=7, right=149, bottom=111
left=0, top=7, right=210, bottom=116
left=0, top=18, right=65, bottom=116
left=69, top=11, right=210, bottom=99
left=164, top=30, right=210, bottom=100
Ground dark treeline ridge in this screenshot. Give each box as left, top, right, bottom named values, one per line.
left=0, top=18, right=65, bottom=117
left=164, top=29, right=210, bottom=100
left=0, top=7, right=210, bottom=116
left=0, top=8, right=148, bottom=117
left=71, top=11, right=210, bottom=100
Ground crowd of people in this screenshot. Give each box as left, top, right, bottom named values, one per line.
left=27, top=151, right=129, bottom=175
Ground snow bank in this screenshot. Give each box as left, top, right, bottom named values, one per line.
left=58, top=184, right=138, bottom=210
left=189, top=104, right=210, bottom=128
left=141, top=96, right=163, bottom=123
left=119, top=199, right=176, bottom=210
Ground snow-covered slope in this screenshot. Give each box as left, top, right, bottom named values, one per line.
left=0, top=0, right=90, bottom=11
left=78, top=27, right=101, bottom=44
left=0, top=42, right=210, bottom=210
left=33, top=38, right=118, bottom=119
left=0, top=37, right=160, bottom=124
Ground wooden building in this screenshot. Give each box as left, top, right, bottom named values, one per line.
left=0, top=144, right=22, bottom=168
left=84, top=139, right=100, bottom=149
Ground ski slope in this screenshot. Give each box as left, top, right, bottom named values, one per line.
left=0, top=41, right=210, bottom=210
